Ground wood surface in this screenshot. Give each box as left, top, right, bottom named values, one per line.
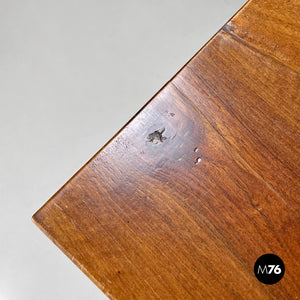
left=33, top=0, right=300, bottom=299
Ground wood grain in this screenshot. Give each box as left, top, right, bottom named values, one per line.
left=224, top=0, right=300, bottom=72
left=33, top=0, right=300, bottom=299
left=173, top=30, right=300, bottom=213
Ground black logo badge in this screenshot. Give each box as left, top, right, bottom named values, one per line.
left=254, top=254, right=285, bottom=284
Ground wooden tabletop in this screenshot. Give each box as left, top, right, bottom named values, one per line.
left=33, top=0, right=300, bottom=299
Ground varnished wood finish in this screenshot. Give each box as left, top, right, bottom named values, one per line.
left=33, top=0, right=300, bottom=299
left=224, top=0, right=300, bottom=72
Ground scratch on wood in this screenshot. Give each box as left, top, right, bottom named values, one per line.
left=54, top=203, right=63, bottom=211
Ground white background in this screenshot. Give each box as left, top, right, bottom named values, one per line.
left=0, top=0, right=246, bottom=299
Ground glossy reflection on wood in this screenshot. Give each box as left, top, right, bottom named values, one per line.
left=33, top=0, right=300, bottom=299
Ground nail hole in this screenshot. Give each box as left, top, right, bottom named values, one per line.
left=195, top=157, right=202, bottom=165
